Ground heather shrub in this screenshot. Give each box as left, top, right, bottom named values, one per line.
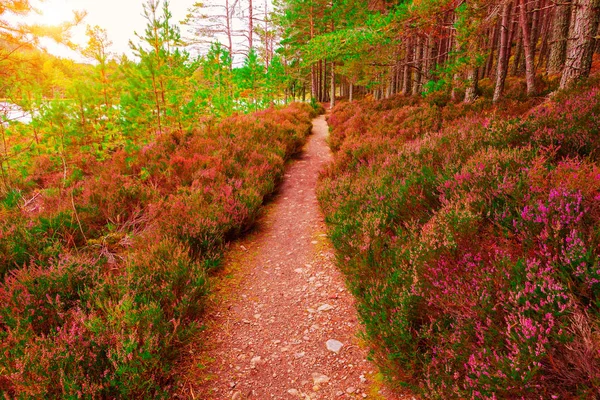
left=0, top=103, right=314, bottom=397
left=319, top=84, right=600, bottom=397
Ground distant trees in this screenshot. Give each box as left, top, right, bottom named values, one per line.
left=182, top=0, right=242, bottom=56
left=194, top=42, right=236, bottom=116
left=277, top=0, right=600, bottom=103
left=0, top=0, right=298, bottom=197
left=237, top=48, right=265, bottom=109
left=182, top=0, right=275, bottom=58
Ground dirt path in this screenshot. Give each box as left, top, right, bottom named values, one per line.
left=178, top=115, right=399, bottom=400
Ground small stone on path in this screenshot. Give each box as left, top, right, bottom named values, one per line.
left=250, top=356, right=262, bottom=368
left=326, top=339, right=344, bottom=353
left=311, top=372, right=330, bottom=385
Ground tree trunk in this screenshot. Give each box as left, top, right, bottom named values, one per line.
left=311, top=65, right=317, bottom=100
left=531, top=0, right=542, bottom=46
left=402, top=37, right=413, bottom=95
left=512, top=27, right=524, bottom=75
left=494, top=1, right=514, bottom=102
left=322, top=60, right=328, bottom=102
left=536, top=0, right=553, bottom=70
left=309, top=7, right=316, bottom=100
left=263, top=0, right=270, bottom=68
left=330, top=61, right=335, bottom=108
left=150, top=71, right=163, bottom=133
left=464, top=68, right=479, bottom=103
left=450, top=73, right=461, bottom=102
left=547, top=0, right=571, bottom=74
left=560, top=0, right=600, bottom=88
left=519, top=0, right=537, bottom=95
left=412, top=36, right=423, bottom=95
left=226, top=0, right=233, bottom=56
left=318, top=60, right=323, bottom=102
left=486, top=22, right=500, bottom=78
left=427, top=34, right=437, bottom=82
left=396, top=58, right=403, bottom=93
left=248, top=0, right=254, bottom=50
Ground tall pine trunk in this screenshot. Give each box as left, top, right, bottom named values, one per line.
left=402, top=37, right=413, bottom=95
left=547, top=0, right=572, bottom=73
left=330, top=61, right=335, bottom=108
left=536, top=0, right=553, bottom=70
left=412, top=36, right=423, bottom=96
left=519, top=0, right=537, bottom=96
left=464, top=67, right=479, bottom=103
left=248, top=0, right=253, bottom=50
left=226, top=0, right=233, bottom=57
left=560, top=0, right=600, bottom=88
left=494, top=1, right=513, bottom=102
left=348, top=82, right=354, bottom=103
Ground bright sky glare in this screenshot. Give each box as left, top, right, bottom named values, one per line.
left=31, top=0, right=196, bottom=60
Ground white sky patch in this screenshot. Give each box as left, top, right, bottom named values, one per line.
left=28, top=0, right=196, bottom=61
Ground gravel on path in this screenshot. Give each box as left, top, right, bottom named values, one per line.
left=177, top=115, right=406, bottom=400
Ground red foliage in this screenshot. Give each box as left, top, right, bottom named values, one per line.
left=0, top=103, right=316, bottom=397
left=319, top=82, right=600, bottom=398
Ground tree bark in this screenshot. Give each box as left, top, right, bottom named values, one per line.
left=427, top=34, right=437, bottom=82
left=519, top=0, right=537, bottom=96
left=248, top=0, right=254, bottom=50
left=309, top=8, right=317, bottom=100
left=494, top=1, right=513, bottom=102
left=530, top=0, right=542, bottom=47
left=464, top=68, right=479, bottom=103
left=547, top=0, right=571, bottom=74
left=486, top=22, right=500, bottom=78
left=536, top=0, right=553, bottom=70
left=402, top=37, right=413, bottom=95
left=330, top=61, right=335, bottom=108
left=560, top=0, right=600, bottom=88
left=512, top=26, right=524, bottom=75
left=412, top=36, right=423, bottom=95
left=226, top=0, right=233, bottom=56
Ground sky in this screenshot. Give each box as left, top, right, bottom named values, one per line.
left=30, top=0, right=197, bottom=60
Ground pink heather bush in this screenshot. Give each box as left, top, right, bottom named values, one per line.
left=0, top=103, right=316, bottom=397
left=318, top=82, right=600, bottom=398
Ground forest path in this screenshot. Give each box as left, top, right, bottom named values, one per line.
left=177, top=115, right=399, bottom=399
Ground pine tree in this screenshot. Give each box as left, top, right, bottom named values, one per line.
left=126, top=0, right=192, bottom=135
left=237, top=48, right=266, bottom=110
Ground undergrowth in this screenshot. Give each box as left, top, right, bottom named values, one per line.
left=318, top=79, right=600, bottom=398
left=0, top=103, right=316, bottom=397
